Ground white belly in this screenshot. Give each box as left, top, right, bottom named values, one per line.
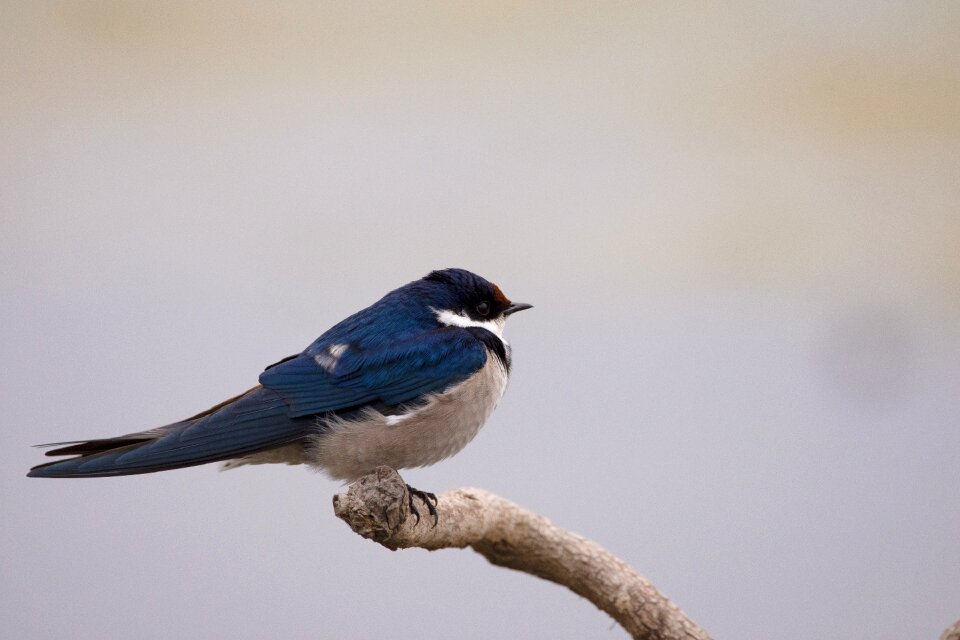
left=308, top=356, right=509, bottom=481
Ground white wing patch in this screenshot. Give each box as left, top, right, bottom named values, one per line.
left=314, top=343, right=350, bottom=373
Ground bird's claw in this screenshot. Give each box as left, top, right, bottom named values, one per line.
left=406, top=484, right=438, bottom=527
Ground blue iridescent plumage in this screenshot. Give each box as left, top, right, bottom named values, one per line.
left=28, top=268, right=530, bottom=479
left=260, top=330, right=490, bottom=417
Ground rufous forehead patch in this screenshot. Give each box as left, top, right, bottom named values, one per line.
left=491, top=283, right=510, bottom=305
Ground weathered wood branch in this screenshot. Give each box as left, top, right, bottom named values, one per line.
left=332, top=466, right=712, bottom=640
left=942, top=618, right=960, bottom=640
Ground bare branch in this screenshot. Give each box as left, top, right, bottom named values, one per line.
left=942, top=618, right=960, bottom=640
left=333, top=466, right=712, bottom=640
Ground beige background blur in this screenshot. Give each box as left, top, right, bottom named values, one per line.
left=2, top=2, right=958, bottom=639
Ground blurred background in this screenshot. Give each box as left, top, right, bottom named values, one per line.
left=2, top=2, right=958, bottom=639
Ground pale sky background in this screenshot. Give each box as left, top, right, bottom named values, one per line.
left=2, top=2, right=959, bottom=639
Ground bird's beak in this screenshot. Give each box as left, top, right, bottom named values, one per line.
left=503, top=302, right=533, bottom=316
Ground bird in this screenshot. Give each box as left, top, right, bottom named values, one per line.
left=28, top=268, right=532, bottom=522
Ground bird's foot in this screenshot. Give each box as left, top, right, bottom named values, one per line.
left=405, top=484, right=438, bottom=527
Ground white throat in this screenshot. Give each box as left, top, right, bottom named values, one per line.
left=433, top=308, right=506, bottom=340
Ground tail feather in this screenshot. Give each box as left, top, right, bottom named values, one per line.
left=38, top=437, right=156, bottom=458
left=28, top=387, right=315, bottom=478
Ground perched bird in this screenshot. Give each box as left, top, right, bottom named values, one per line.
left=28, top=268, right=531, bottom=520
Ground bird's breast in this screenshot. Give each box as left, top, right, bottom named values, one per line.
left=308, top=355, right=509, bottom=481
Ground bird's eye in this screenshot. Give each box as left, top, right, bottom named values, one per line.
left=476, top=301, right=490, bottom=316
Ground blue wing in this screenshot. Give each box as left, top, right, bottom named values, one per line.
left=27, top=387, right=315, bottom=477
left=28, top=328, right=490, bottom=478
left=258, top=328, right=489, bottom=417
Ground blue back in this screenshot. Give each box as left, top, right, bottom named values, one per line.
left=259, top=270, right=499, bottom=416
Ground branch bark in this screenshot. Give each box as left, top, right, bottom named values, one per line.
left=942, top=618, right=960, bottom=640
left=332, top=466, right=711, bottom=640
